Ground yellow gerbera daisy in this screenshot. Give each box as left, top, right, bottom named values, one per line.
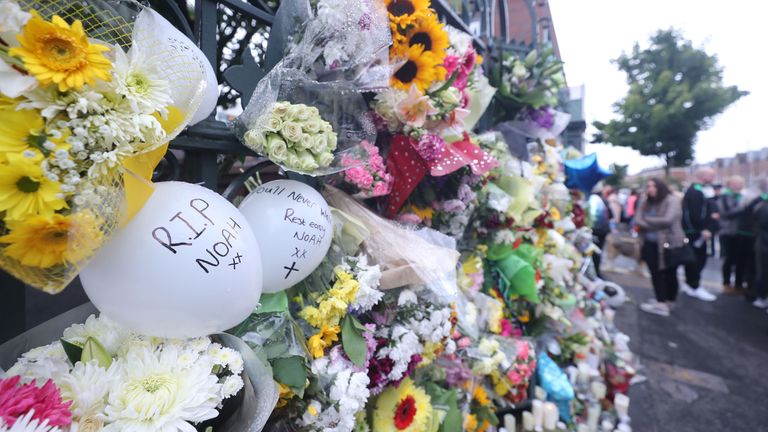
left=0, top=109, right=69, bottom=161
left=0, top=95, right=21, bottom=110
left=307, top=325, right=341, bottom=358
left=373, top=378, right=433, bottom=432
left=0, top=154, right=66, bottom=220
left=385, top=0, right=431, bottom=27
left=390, top=45, right=445, bottom=94
left=10, top=12, right=112, bottom=91
left=406, top=14, right=449, bottom=61
left=0, top=211, right=103, bottom=268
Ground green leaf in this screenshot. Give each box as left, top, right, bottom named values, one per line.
left=425, top=384, right=461, bottom=432
left=271, top=356, right=307, bottom=398
left=341, top=314, right=367, bottom=367
left=256, top=292, right=289, bottom=314
left=80, top=337, right=112, bottom=367
left=60, top=338, right=82, bottom=365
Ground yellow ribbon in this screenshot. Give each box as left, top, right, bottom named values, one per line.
left=120, top=106, right=185, bottom=226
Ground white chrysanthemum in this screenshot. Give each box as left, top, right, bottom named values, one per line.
left=110, top=45, right=173, bottom=115
left=397, top=290, right=417, bottom=306
left=220, top=375, right=244, bottom=399
left=7, top=343, right=70, bottom=383
left=62, top=315, right=131, bottom=356
left=58, top=360, right=116, bottom=420
left=350, top=256, right=383, bottom=312
left=0, top=411, right=60, bottom=432
left=102, top=345, right=222, bottom=432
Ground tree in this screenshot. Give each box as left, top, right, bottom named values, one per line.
left=604, top=163, right=628, bottom=188
left=592, top=29, right=747, bottom=174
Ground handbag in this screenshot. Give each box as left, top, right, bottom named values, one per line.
left=664, top=241, right=696, bottom=268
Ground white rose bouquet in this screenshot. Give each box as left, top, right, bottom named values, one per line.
left=244, top=102, right=338, bottom=174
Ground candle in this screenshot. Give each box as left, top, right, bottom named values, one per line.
left=586, top=405, right=601, bottom=432
left=532, top=400, right=544, bottom=428
left=523, top=411, right=535, bottom=431
left=614, top=394, right=630, bottom=418
left=504, top=414, right=516, bottom=432
left=601, top=419, right=614, bottom=432
left=543, top=402, right=559, bottom=430
left=567, top=366, right=579, bottom=385
left=591, top=382, right=607, bottom=400
left=535, top=386, right=547, bottom=400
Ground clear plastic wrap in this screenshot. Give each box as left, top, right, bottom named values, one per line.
left=323, top=186, right=460, bottom=299
left=233, top=0, right=392, bottom=176
left=0, top=0, right=210, bottom=292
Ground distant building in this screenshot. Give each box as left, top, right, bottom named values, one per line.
left=625, top=147, right=768, bottom=188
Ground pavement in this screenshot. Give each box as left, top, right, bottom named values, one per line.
left=604, top=255, right=768, bottom=432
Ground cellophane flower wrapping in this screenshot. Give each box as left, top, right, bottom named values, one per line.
left=233, top=0, right=391, bottom=176
left=0, top=308, right=280, bottom=432
left=0, top=0, right=210, bottom=293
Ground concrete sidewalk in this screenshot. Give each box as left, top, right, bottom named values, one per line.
left=606, top=257, right=768, bottom=432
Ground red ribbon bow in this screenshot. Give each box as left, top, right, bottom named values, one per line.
left=385, top=133, right=498, bottom=218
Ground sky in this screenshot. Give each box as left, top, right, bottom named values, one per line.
left=548, top=0, right=768, bottom=174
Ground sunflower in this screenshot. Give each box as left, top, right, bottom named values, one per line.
left=385, top=0, right=431, bottom=27
left=10, top=12, right=112, bottom=91
left=0, top=154, right=66, bottom=220
left=0, top=211, right=102, bottom=268
left=406, top=14, right=449, bottom=61
left=373, top=378, right=433, bottom=432
left=390, top=44, right=445, bottom=94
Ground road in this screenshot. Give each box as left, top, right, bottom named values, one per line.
left=606, top=256, right=768, bottom=432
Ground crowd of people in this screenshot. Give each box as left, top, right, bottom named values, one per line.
left=590, top=168, right=768, bottom=317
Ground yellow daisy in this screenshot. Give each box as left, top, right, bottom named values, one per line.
left=0, top=95, right=21, bottom=110
left=406, top=14, right=449, bottom=61
left=307, top=325, right=341, bottom=358
left=464, top=414, right=479, bottom=432
left=472, top=386, right=491, bottom=406
left=0, top=154, right=66, bottom=220
left=0, top=211, right=103, bottom=268
left=385, top=0, right=431, bottom=27
left=0, top=109, right=44, bottom=158
left=373, top=378, right=433, bottom=432
left=390, top=45, right=445, bottom=94
left=10, top=12, right=112, bottom=91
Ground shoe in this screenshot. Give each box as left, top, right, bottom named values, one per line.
left=723, top=284, right=739, bottom=295
left=694, top=287, right=716, bottom=301
left=752, top=298, right=768, bottom=309
left=640, top=300, right=670, bottom=317
left=682, top=284, right=697, bottom=297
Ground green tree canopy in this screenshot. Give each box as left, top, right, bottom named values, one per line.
left=604, top=163, right=628, bottom=188
left=592, top=29, right=747, bottom=170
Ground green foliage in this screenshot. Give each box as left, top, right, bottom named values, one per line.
left=604, top=164, right=628, bottom=187
left=341, top=314, right=367, bottom=367
left=593, top=29, right=747, bottom=167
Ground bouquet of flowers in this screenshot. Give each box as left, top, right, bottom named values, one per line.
left=4, top=314, right=245, bottom=431
left=491, top=48, right=565, bottom=123
left=336, top=140, right=393, bottom=199
left=244, top=102, right=337, bottom=172
left=0, top=0, right=209, bottom=293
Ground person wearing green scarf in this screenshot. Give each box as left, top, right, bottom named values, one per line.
left=748, top=178, right=768, bottom=309
left=718, top=176, right=746, bottom=295
left=681, top=168, right=718, bottom=302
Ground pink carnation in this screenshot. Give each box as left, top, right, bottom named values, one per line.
left=500, top=319, right=513, bottom=337
left=412, top=134, right=445, bottom=162
left=0, top=376, right=72, bottom=428
left=516, top=340, right=530, bottom=360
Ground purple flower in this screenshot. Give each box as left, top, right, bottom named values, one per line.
left=441, top=199, right=466, bottom=214
left=412, top=134, right=445, bottom=162
left=524, top=106, right=555, bottom=129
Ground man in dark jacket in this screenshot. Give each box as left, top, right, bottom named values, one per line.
left=681, top=168, right=718, bottom=301
left=718, top=176, right=747, bottom=295
left=751, top=178, right=768, bottom=309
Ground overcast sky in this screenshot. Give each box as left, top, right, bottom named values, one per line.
left=548, top=0, right=766, bottom=174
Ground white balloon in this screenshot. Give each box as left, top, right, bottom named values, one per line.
left=239, top=180, right=332, bottom=293
left=80, top=182, right=262, bottom=338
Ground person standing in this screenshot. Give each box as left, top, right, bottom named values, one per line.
left=626, top=188, right=640, bottom=224
left=751, top=178, right=768, bottom=309
left=589, top=185, right=615, bottom=278
left=718, top=176, right=745, bottom=294
left=708, top=184, right=723, bottom=257
left=681, top=168, right=717, bottom=301
left=636, top=178, right=686, bottom=317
